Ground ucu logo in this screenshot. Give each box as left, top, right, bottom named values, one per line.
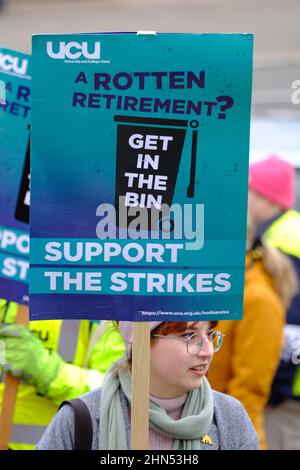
left=0, top=53, right=28, bottom=75
left=46, top=41, right=101, bottom=60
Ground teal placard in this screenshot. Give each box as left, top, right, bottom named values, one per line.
left=0, top=47, right=31, bottom=304
left=30, top=33, right=253, bottom=321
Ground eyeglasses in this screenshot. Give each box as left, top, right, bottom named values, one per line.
left=152, top=330, right=224, bottom=355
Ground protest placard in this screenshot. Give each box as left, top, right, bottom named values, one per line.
left=0, top=47, right=31, bottom=304
left=30, top=33, right=253, bottom=321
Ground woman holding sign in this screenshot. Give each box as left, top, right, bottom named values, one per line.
left=37, top=320, right=259, bottom=450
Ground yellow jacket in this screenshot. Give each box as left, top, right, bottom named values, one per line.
left=208, top=255, right=285, bottom=449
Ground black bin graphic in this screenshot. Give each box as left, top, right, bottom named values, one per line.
left=114, top=115, right=198, bottom=231
left=15, top=135, right=30, bottom=224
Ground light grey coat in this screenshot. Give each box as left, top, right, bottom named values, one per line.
left=37, top=388, right=259, bottom=450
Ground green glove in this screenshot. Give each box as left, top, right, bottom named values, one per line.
left=0, top=324, right=63, bottom=394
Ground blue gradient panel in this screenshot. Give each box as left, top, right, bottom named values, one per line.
left=30, top=33, right=253, bottom=321
left=0, top=48, right=31, bottom=304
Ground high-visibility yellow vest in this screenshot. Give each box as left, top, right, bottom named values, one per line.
left=263, top=210, right=300, bottom=259
left=0, top=300, right=125, bottom=449
left=293, top=362, right=300, bottom=397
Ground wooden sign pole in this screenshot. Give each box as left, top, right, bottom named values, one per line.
left=0, top=304, right=28, bottom=450
left=131, top=322, right=150, bottom=450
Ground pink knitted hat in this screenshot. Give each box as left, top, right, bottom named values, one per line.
left=249, top=155, right=295, bottom=210
left=119, top=321, right=163, bottom=357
